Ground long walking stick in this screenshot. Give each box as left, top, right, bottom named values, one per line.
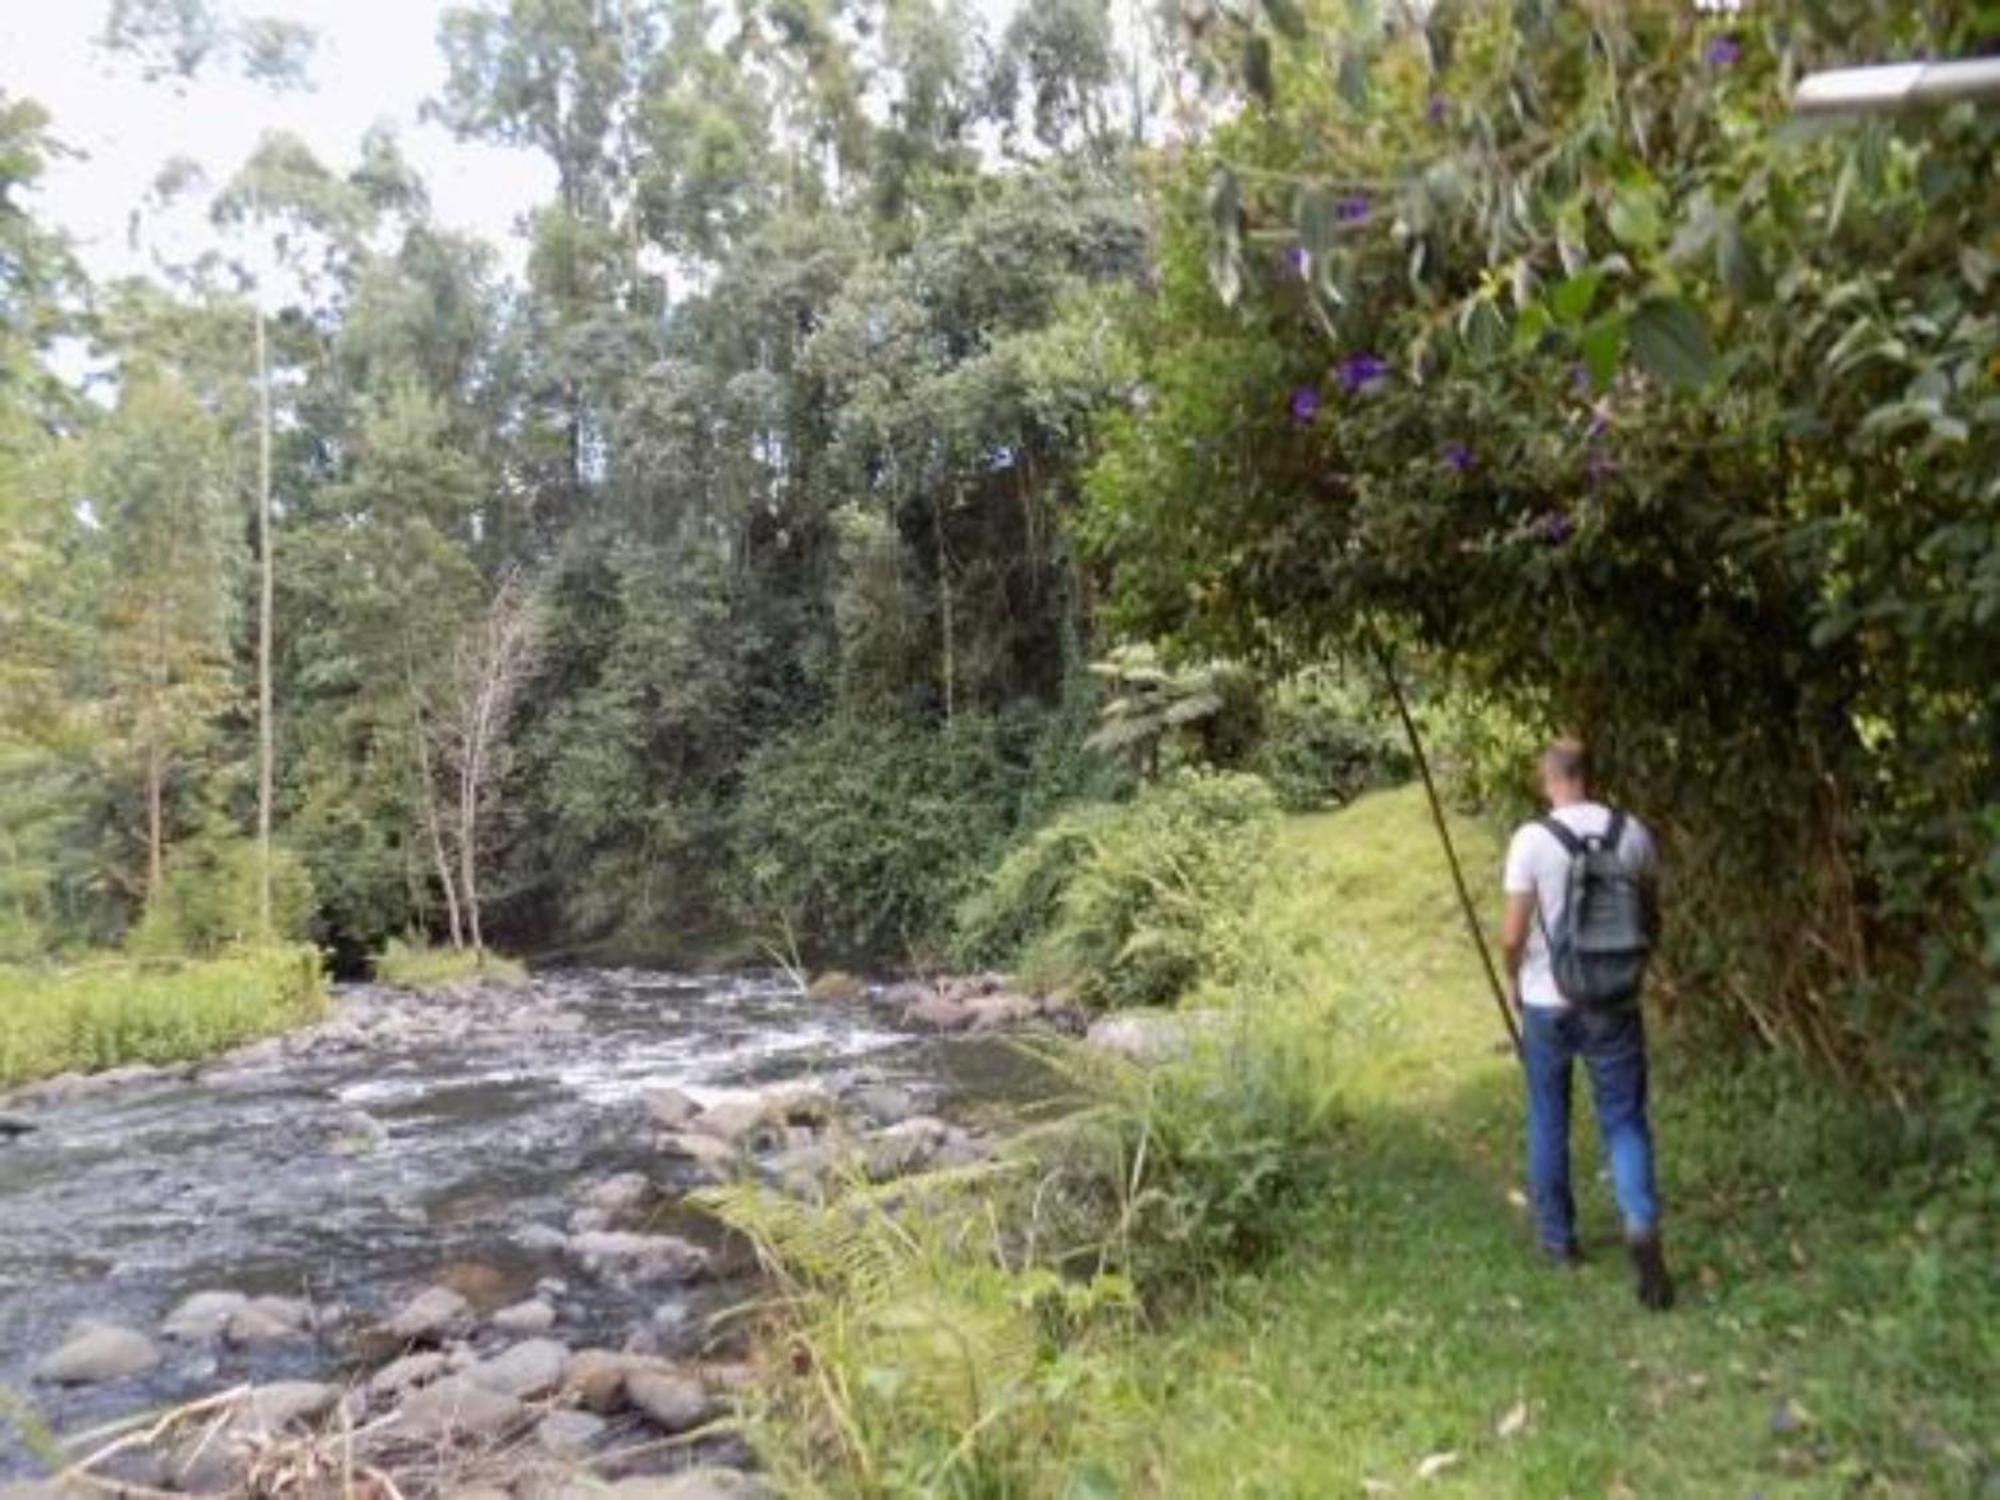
left=1367, top=635, right=1522, bottom=1057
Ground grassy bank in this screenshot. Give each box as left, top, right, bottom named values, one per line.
left=0, top=945, right=326, bottom=1087
left=373, top=937, right=527, bottom=989
left=726, top=787, right=1999, bottom=1497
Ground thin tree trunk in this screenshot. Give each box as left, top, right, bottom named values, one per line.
left=408, top=674, right=464, bottom=949
left=1369, top=635, right=1521, bottom=1056
left=459, top=732, right=483, bottom=955
left=933, top=496, right=955, bottom=723
left=255, top=299, right=275, bottom=936
left=145, top=741, right=165, bottom=905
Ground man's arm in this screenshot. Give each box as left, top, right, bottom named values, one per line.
left=1501, top=891, right=1534, bottom=1009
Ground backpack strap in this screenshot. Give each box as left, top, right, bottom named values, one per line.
left=1603, top=806, right=1628, bottom=857
left=1537, top=815, right=1583, bottom=856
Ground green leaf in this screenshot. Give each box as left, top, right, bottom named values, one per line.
left=1260, top=0, right=1306, bottom=41
left=1512, top=302, right=1552, bottom=353
left=1627, top=297, right=1715, bottom=389
left=1608, top=184, right=1663, bottom=251
left=1581, top=314, right=1626, bottom=391
left=1716, top=216, right=1769, bottom=302
left=1551, top=269, right=1602, bottom=327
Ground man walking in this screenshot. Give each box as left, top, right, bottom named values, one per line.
left=1500, top=739, right=1675, bottom=1310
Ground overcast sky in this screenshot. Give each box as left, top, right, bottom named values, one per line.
left=1, top=0, right=553, bottom=284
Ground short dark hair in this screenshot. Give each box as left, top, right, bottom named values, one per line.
left=1542, top=738, right=1591, bottom=786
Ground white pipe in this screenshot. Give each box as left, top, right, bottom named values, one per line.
left=1794, top=58, right=2000, bottom=115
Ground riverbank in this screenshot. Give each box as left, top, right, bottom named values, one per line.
left=730, top=786, right=2000, bottom=1496
left=0, top=946, right=325, bottom=1088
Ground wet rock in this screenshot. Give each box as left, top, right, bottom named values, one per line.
left=964, top=992, right=1039, bottom=1031
left=626, top=1372, right=715, bottom=1434
left=609, top=1471, right=772, bottom=1500
left=645, top=1086, right=702, bottom=1129
left=0, top=1113, right=37, bottom=1140
left=162, top=1289, right=249, bottom=1340
left=493, top=1297, right=557, bottom=1334
left=370, top=1350, right=450, bottom=1398
left=806, top=970, right=865, bottom=1003
left=536, top=1408, right=608, bottom=1458
left=227, top=1296, right=311, bottom=1346
left=764, top=1084, right=835, bottom=1127
left=330, top=1110, right=389, bottom=1154
left=688, top=1099, right=771, bottom=1146
left=570, top=1231, right=710, bottom=1286
left=35, top=1322, right=161, bottom=1384
left=904, top=993, right=973, bottom=1032
left=392, top=1375, right=525, bottom=1444
left=581, top=1171, right=651, bottom=1215
left=657, top=1131, right=738, bottom=1182
left=469, top=1337, right=569, bottom=1399
left=1085, top=1010, right=1215, bottom=1064
left=383, top=1284, right=472, bottom=1342
left=515, top=1222, right=571, bottom=1252
left=865, top=1116, right=952, bottom=1180
left=562, top=1349, right=679, bottom=1413
left=235, top=1380, right=338, bottom=1437
left=851, top=1084, right=918, bottom=1126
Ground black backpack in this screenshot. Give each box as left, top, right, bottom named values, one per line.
left=1537, top=808, right=1652, bottom=1009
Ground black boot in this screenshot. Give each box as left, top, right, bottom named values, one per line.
left=1628, top=1233, right=1676, bottom=1311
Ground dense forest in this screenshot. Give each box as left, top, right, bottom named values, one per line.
left=3, top=0, right=1996, bottom=1102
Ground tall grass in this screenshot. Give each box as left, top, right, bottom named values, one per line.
left=0, top=945, right=326, bottom=1086
left=373, top=937, right=527, bottom=989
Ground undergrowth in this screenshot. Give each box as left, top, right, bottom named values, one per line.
left=0, top=945, right=326, bottom=1085
left=707, top=786, right=2000, bottom=1498
left=373, top=937, right=528, bottom=989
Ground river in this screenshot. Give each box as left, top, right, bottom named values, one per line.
left=0, top=967, right=1053, bottom=1480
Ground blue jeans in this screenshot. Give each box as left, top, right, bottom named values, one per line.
left=1522, top=1004, right=1660, bottom=1249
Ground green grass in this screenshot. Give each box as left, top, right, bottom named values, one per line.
left=1068, top=787, right=2000, bottom=1498
left=0, top=945, right=326, bottom=1086
left=735, top=784, right=1999, bottom=1498
left=373, top=936, right=528, bottom=989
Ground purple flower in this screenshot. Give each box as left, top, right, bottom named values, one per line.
left=1586, top=399, right=1613, bottom=440
left=1337, top=353, right=1390, bottom=393
left=1535, top=510, right=1575, bottom=545
left=1289, top=385, right=1323, bottom=424
left=1442, top=440, right=1474, bottom=473
left=1335, top=194, right=1371, bottom=224
left=1284, top=245, right=1309, bottom=277
left=1704, top=34, right=1741, bottom=67
left=1427, top=92, right=1447, bottom=125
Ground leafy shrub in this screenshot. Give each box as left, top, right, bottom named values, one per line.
left=733, top=705, right=1119, bottom=964
left=129, top=835, right=315, bottom=958
left=0, top=946, right=326, bottom=1085
left=374, top=937, right=526, bottom=989
left=957, top=770, right=1280, bottom=1009
left=1247, top=667, right=1410, bottom=812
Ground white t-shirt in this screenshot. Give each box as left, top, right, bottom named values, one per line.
left=1503, top=801, right=1657, bottom=1010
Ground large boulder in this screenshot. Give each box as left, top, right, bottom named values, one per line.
left=561, top=1349, right=680, bottom=1414
left=964, top=992, right=1040, bottom=1031
left=656, top=1131, right=738, bottom=1182
left=644, top=1086, right=702, bottom=1130
left=805, top=970, right=866, bottom=1003
left=226, top=1295, right=311, bottom=1346
left=381, top=1284, right=472, bottom=1342
left=579, top=1171, right=651, bottom=1216
left=35, top=1323, right=160, bottom=1384
left=687, top=1099, right=772, bottom=1147
left=467, top=1337, right=569, bottom=1400
left=492, top=1297, right=557, bottom=1335
left=903, top=993, right=974, bottom=1032
left=234, top=1381, right=338, bottom=1438
left=161, top=1289, right=248, bottom=1341
left=625, top=1371, right=715, bottom=1434
left=1085, top=1010, right=1218, bottom=1065
left=370, top=1351, right=450, bottom=1398
left=391, top=1376, right=525, bottom=1444
left=569, top=1231, right=710, bottom=1286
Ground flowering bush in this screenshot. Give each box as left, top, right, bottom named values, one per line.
left=1083, top=0, right=1998, bottom=1093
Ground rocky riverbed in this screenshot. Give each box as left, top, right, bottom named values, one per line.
left=0, top=967, right=1081, bottom=1496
